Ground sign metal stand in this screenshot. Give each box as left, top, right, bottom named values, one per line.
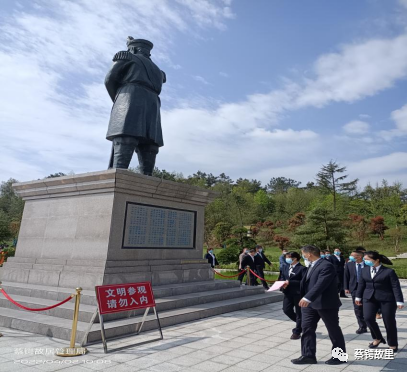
left=94, top=282, right=163, bottom=353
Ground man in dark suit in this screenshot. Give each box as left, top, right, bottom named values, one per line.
left=255, top=245, right=271, bottom=290
left=291, top=245, right=346, bottom=366
left=344, top=250, right=367, bottom=334
left=281, top=251, right=307, bottom=339
left=327, top=248, right=347, bottom=298
left=241, top=248, right=258, bottom=286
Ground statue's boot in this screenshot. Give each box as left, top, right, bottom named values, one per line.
left=112, top=136, right=138, bottom=169
left=136, top=144, right=159, bottom=176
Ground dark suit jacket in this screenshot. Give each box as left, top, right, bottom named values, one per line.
left=356, top=266, right=404, bottom=303
left=241, top=255, right=257, bottom=271
left=327, top=254, right=345, bottom=275
left=344, top=261, right=363, bottom=293
left=281, top=262, right=307, bottom=296
left=204, top=253, right=219, bottom=267
left=255, top=252, right=271, bottom=269
left=300, top=258, right=341, bottom=309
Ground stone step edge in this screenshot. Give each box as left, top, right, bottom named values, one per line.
left=0, top=280, right=241, bottom=304
left=0, top=292, right=282, bottom=343
left=0, top=285, right=265, bottom=315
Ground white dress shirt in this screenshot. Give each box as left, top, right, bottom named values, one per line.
left=208, top=252, right=216, bottom=267
left=288, top=262, right=299, bottom=277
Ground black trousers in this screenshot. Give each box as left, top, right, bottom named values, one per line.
left=283, top=294, right=302, bottom=335
left=363, top=296, right=398, bottom=347
left=238, top=270, right=246, bottom=283
left=351, top=292, right=367, bottom=329
left=301, top=307, right=346, bottom=359
left=256, top=266, right=269, bottom=289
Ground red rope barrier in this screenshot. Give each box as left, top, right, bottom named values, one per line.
left=212, top=269, right=246, bottom=278
left=0, top=288, right=74, bottom=311
left=249, top=269, right=276, bottom=284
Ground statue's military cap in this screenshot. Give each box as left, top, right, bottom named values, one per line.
left=112, top=51, right=133, bottom=62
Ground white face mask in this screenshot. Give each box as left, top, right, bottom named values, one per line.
left=304, top=259, right=311, bottom=267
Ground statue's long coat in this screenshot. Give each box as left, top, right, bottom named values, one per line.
left=105, top=51, right=165, bottom=146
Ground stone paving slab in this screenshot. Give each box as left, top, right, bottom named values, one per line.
left=1, top=285, right=407, bottom=372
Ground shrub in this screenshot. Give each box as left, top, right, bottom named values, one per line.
left=217, top=246, right=240, bottom=265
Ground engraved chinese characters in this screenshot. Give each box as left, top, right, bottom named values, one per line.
left=96, top=282, right=156, bottom=314
left=122, top=202, right=196, bottom=249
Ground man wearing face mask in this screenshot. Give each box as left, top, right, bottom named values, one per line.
left=344, top=250, right=367, bottom=334
left=281, top=251, right=307, bottom=340
left=255, top=245, right=271, bottom=290
left=238, top=247, right=249, bottom=285
left=327, top=248, right=347, bottom=298
left=241, top=248, right=258, bottom=286
left=279, top=249, right=289, bottom=280
left=291, top=245, right=346, bottom=366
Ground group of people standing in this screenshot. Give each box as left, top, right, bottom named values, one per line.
left=206, top=244, right=404, bottom=365
left=279, top=245, right=404, bottom=365
left=238, top=245, right=272, bottom=289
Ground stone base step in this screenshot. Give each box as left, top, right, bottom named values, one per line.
left=0, top=285, right=265, bottom=323
left=0, top=291, right=283, bottom=344
left=0, top=280, right=241, bottom=306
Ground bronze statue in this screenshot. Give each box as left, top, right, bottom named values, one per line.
left=105, top=37, right=166, bottom=175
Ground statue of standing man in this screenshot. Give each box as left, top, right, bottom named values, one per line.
left=105, top=37, right=166, bottom=175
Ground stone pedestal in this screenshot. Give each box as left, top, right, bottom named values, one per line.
left=3, top=169, right=219, bottom=290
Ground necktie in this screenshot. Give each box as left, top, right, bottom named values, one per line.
left=306, top=263, right=314, bottom=279
left=356, top=263, right=361, bottom=282
left=289, top=266, right=294, bottom=277
left=372, top=267, right=376, bottom=278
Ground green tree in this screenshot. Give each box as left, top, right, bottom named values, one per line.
left=235, top=178, right=264, bottom=194
left=267, top=177, right=301, bottom=194
left=316, top=161, right=358, bottom=212
left=46, top=172, right=66, bottom=178
left=0, top=210, right=11, bottom=243
left=213, top=222, right=233, bottom=246
left=292, top=207, right=347, bottom=250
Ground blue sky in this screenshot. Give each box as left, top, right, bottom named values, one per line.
left=1, top=0, right=407, bottom=188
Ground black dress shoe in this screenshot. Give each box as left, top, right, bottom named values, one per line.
left=291, top=356, right=317, bottom=364
left=325, top=357, right=347, bottom=365
left=368, top=338, right=386, bottom=348
left=356, top=328, right=368, bottom=334
left=340, top=295, right=349, bottom=298
left=290, top=333, right=301, bottom=340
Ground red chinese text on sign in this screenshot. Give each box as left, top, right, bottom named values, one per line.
left=95, top=282, right=156, bottom=315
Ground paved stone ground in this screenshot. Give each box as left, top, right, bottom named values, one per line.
left=1, top=285, right=407, bottom=372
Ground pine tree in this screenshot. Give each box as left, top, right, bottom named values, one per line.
left=292, top=207, right=346, bottom=250
left=316, top=161, right=358, bottom=212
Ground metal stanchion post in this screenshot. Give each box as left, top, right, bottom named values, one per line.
left=246, top=266, right=251, bottom=286
left=56, top=287, right=88, bottom=357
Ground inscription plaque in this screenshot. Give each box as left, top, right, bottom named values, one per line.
left=122, top=202, right=196, bottom=249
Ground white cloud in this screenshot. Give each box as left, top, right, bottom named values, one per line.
left=193, top=75, right=210, bottom=85
left=343, top=120, right=370, bottom=134
left=391, top=103, right=407, bottom=131
left=296, top=34, right=407, bottom=107
left=348, top=152, right=407, bottom=185
left=219, top=71, right=229, bottom=78
left=0, top=0, right=234, bottom=181
left=2, top=0, right=407, bottom=189
left=378, top=102, right=407, bottom=140
left=359, top=114, right=371, bottom=119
